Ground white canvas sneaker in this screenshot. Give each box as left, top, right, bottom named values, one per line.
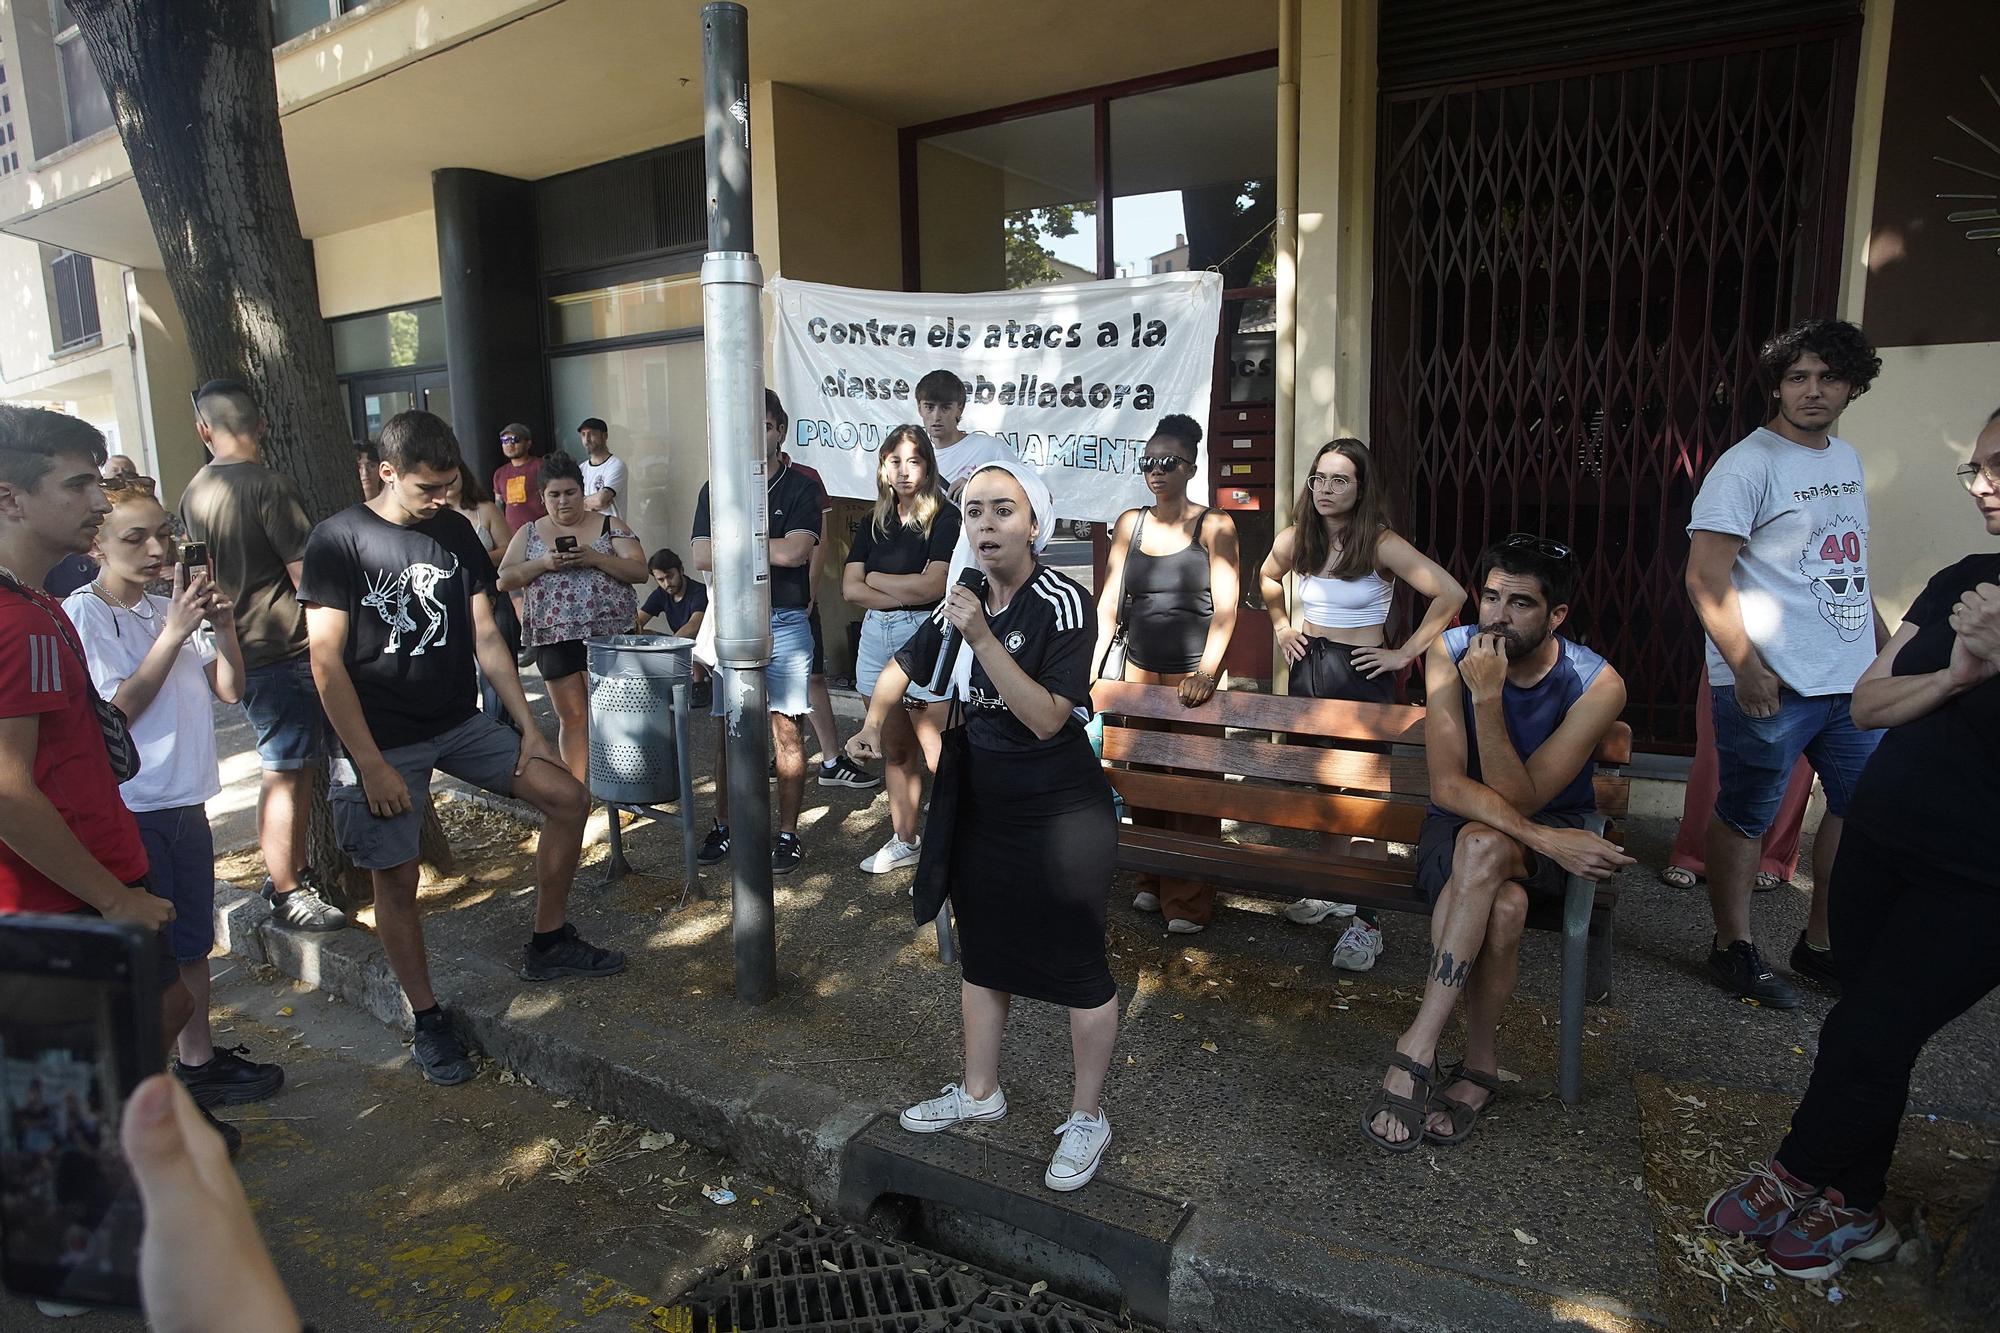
left=860, top=834, right=922, bottom=874
left=1283, top=898, right=1357, bottom=925
left=1045, top=1109, right=1112, bottom=1191
left=1331, top=919, right=1385, bottom=972
left=899, top=1083, right=1007, bottom=1133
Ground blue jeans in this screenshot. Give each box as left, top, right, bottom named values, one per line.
left=710, top=608, right=813, bottom=718
left=1710, top=686, right=1881, bottom=838
left=240, top=653, right=327, bottom=771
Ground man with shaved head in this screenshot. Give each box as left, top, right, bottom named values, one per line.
left=180, top=378, right=347, bottom=934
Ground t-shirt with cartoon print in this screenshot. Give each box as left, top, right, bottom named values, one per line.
left=298, top=504, right=499, bottom=751
left=1688, top=427, right=1876, bottom=696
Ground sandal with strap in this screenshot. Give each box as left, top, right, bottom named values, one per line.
left=1360, top=1051, right=1436, bottom=1154
left=1659, top=866, right=1699, bottom=890
left=1425, top=1061, right=1503, bottom=1146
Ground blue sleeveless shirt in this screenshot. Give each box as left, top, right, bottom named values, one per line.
left=1434, top=624, right=1608, bottom=817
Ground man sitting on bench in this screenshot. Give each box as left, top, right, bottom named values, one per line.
left=1364, top=535, right=1633, bottom=1151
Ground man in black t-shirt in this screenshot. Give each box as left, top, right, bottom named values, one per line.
left=300, top=411, right=625, bottom=1088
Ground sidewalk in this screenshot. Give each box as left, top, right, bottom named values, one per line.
left=201, top=691, right=1998, bottom=1331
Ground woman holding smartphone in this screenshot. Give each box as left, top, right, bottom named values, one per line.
left=1260, top=439, right=1465, bottom=971
left=845, top=424, right=960, bottom=874
left=498, top=451, right=647, bottom=782
left=847, top=460, right=1120, bottom=1194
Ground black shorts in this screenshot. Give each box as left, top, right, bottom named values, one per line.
left=1413, top=811, right=1591, bottom=906
left=534, top=639, right=588, bottom=681
left=808, top=605, right=826, bottom=676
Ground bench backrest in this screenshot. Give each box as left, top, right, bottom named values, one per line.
left=1090, top=681, right=1632, bottom=845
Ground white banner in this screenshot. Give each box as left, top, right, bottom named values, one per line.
left=768, top=272, right=1223, bottom=523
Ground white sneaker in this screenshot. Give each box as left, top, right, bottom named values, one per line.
left=1284, top=898, right=1357, bottom=925
left=899, top=1083, right=1006, bottom=1133
left=1331, top=920, right=1384, bottom=972
left=1045, top=1109, right=1112, bottom=1191
left=1166, top=918, right=1204, bottom=934
left=35, top=1301, right=89, bottom=1318
left=860, top=834, right=922, bottom=874
left=1131, top=891, right=1160, bottom=912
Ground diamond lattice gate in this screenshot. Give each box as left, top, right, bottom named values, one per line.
left=1371, top=27, right=1860, bottom=748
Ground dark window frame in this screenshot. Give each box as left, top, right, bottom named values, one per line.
left=50, top=250, right=100, bottom=352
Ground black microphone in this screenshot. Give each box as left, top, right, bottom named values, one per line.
left=927, top=566, right=990, bottom=695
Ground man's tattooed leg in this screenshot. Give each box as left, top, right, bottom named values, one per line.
left=1433, top=949, right=1471, bottom=988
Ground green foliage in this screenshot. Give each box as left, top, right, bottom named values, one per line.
left=1004, top=202, right=1095, bottom=288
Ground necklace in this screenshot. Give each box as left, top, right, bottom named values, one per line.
left=91, top=580, right=156, bottom=619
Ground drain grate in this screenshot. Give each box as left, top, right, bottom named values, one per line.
left=673, top=1216, right=1150, bottom=1332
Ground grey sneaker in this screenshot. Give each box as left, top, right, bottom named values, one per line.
left=1045, top=1109, right=1112, bottom=1191
left=899, top=1083, right=1007, bottom=1133
left=519, top=924, right=627, bottom=981
left=264, top=877, right=347, bottom=932
left=410, top=1017, right=476, bottom=1086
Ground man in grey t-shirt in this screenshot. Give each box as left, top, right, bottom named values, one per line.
left=1684, top=319, right=1886, bottom=1009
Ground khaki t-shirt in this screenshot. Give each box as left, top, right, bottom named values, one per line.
left=179, top=459, right=314, bottom=670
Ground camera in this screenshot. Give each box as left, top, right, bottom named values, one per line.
left=0, top=915, right=162, bottom=1310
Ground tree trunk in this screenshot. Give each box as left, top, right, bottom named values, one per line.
left=72, top=0, right=451, bottom=894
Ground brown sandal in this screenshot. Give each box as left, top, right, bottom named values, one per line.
left=1360, top=1052, right=1436, bottom=1154
left=1425, top=1061, right=1502, bottom=1146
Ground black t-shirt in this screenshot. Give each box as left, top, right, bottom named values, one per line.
left=691, top=464, right=822, bottom=609
left=895, top=564, right=1094, bottom=752
left=641, top=579, right=708, bottom=632
left=1845, top=552, right=2000, bottom=887
left=298, top=504, right=499, bottom=751
left=846, top=506, right=962, bottom=608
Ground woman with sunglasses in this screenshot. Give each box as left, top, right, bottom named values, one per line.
left=1260, top=439, right=1465, bottom=971
left=1705, top=412, right=2000, bottom=1280
left=1091, top=414, right=1240, bottom=933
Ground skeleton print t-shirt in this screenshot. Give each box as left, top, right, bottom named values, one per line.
left=299, top=503, right=499, bottom=751
left=1688, top=427, right=1876, bottom=697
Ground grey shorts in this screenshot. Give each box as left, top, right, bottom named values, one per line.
left=1413, top=810, right=1590, bottom=906
left=330, top=713, right=520, bottom=870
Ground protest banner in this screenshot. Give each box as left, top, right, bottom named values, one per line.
left=768, top=272, right=1223, bottom=522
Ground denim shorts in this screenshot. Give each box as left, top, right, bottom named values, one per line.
left=329, top=712, right=521, bottom=869
left=856, top=608, right=945, bottom=703
left=241, top=653, right=327, bottom=771
left=133, top=805, right=216, bottom=964
left=1710, top=686, right=1881, bottom=838
left=711, top=607, right=813, bottom=718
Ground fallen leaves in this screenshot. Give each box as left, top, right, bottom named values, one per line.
left=1512, top=1228, right=1539, bottom=1246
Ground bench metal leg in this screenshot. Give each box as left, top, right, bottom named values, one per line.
left=1558, top=873, right=1590, bottom=1106
left=1586, top=904, right=1616, bottom=1003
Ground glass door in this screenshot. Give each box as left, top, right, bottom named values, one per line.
left=349, top=371, right=453, bottom=443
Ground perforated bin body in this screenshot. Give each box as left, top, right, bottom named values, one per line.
left=585, top=634, right=693, bottom=805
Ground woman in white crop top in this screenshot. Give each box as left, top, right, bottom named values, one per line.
left=1259, top=439, right=1464, bottom=966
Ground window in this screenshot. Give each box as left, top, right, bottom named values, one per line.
left=546, top=273, right=702, bottom=347
left=49, top=251, right=101, bottom=351
left=271, top=0, right=366, bottom=46
left=329, top=301, right=446, bottom=375
left=52, top=4, right=114, bottom=144
left=0, top=60, right=17, bottom=177
left=915, top=106, right=1098, bottom=291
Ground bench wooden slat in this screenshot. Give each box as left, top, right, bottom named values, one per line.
left=1102, top=728, right=1435, bottom=796
left=1107, top=768, right=1429, bottom=842
left=1117, top=828, right=1426, bottom=906
left=1091, top=679, right=1425, bottom=743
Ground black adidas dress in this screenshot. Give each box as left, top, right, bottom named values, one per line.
left=897, top=563, right=1118, bottom=1008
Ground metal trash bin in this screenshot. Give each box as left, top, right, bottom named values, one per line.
left=585, top=634, right=693, bottom=805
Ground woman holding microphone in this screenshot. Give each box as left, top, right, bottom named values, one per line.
left=847, top=460, right=1120, bottom=1193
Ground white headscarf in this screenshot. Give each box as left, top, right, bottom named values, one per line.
left=937, top=460, right=1055, bottom=701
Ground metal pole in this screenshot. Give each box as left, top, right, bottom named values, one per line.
left=700, top=1, right=776, bottom=1004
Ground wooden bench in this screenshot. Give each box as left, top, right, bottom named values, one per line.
left=1089, top=681, right=1632, bottom=1105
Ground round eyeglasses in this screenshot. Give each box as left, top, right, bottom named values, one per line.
left=1956, top=461, right=2000, bottom=493
left=1306, top=474, right=1355, bottom=492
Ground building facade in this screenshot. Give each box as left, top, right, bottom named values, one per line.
left=0, top=0, right=1989, bottom=748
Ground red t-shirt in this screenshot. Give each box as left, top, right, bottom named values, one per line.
left=493, top=457, right=547, bottom=533
left=0, top=585, right=148, bottom=912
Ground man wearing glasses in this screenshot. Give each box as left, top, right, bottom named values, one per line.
left=1363, top=535, right=1633, bottom=1151
left=1685, top=318, right=1885, bottom=1008
left=491, top=423, right=546, bottom=535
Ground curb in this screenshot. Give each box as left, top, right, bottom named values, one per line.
left=218, top=882, right=1658, bottom=1331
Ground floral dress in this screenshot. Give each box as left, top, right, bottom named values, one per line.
left=521, top=518, right=637, bottom=648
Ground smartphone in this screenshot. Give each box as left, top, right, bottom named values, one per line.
left=177, top=541, right=209, bottom=573
left=555, top=535, right=579, bottom=553
left=0, top=914, right=163, bottom=1311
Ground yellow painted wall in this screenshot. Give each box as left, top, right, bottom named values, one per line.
left=767, top=85, right=902, bottom=290
left=128, top=268, right=203, bottom=502
left=312, top=211, right=443, bottom=318
left=1837, top=343, right=2000, bottom=623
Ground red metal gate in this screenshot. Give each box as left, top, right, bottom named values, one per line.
left=1371, top=29, right=1859, bottom=748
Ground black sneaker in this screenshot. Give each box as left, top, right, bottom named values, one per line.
left=1789, top=931, right=1843, bottom=994
left=520, top=923, right=627, bottom=981
left=772, top=833, right=804, bottom=875
left=818, top=755, right=881, bottom=789
left=199, top=1104, right=242, bottom=1157
left=263, top=877, right=348, bottom=932
left=697, top=822, right=731, bottom=864
left=410, top=1016, right=476, bottom=1086
left=175, top=1045, right=285, bottom=1108
left=1707, top=938, right=1802, bottom=1009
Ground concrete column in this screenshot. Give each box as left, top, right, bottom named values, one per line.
left=432, top=168, right=547, bottom=485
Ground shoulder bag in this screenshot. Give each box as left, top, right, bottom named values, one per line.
left=1096, top=510, right=1146, bottom=681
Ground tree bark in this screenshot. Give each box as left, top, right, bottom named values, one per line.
left=72, top=0, right=450, bottom=897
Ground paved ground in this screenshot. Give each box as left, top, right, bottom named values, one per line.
left=70, top=670, right=1995, bottom=1331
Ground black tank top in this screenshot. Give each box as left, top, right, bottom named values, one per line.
left=1121, top=509, right=1213, bottom=674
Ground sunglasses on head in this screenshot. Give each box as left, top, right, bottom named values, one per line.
left=1139, top=455, right=1191, bottom=475
left=1502, top=532, right=1573, bottom=561
left=101, top=473, right=159, bottom=498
